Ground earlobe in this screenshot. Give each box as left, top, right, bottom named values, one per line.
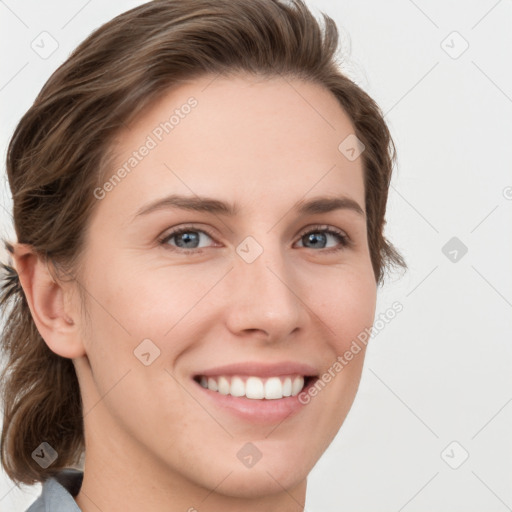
left=12, top=242, right=86, bottom=359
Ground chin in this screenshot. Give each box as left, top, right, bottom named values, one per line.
left=216, top=465, right=308, bottom=499
left=181, top=443, right=315, bottom=499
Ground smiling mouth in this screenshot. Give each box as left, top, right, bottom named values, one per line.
left=193, top=374, right=317, bottom=400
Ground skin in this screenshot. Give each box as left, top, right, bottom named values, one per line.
left=13, top=73, right=377, bottom=512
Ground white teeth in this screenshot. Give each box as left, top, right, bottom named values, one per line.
left=218, top=376, right=230, bottom=395
left=282, top=377, right=292, bottom=397
left=198, top=374, right=308, bottom=400
left=230, top=376, right=245, bottom=397
left=291, top=376, right=304, bottom=396
left=246, top=377, right=265, bottom=399
left=264, top=377, right=283, bottom=400
left=207, top=377, right=218, bottom=392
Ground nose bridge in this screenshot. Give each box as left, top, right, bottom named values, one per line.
left=227, top=233, right=304, bottom=338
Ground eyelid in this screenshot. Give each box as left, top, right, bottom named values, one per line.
left=158, top=223, right=352, bottom=252
left=157, top=224, right=218, bottom=248
left=296, top=223, right=349, bottom=240
left=295, top=224, right=353, bottom=250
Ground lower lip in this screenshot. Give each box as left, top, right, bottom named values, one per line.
left=193, top=378, right=317, bottom=425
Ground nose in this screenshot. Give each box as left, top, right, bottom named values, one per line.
left=224, top=240, right=308, bottom=343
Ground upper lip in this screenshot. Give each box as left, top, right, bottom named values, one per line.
left=194, top=361, right=319, bottom=378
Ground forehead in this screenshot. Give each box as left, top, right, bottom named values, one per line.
left=96, top=74, right=365, bottom=221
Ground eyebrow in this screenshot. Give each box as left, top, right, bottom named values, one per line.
left=133, top=193, right=365, bottom=220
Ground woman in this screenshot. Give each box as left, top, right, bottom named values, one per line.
left=0, top=0, right=406, bottom=510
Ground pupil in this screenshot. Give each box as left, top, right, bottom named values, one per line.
left=306, top=233, right=326, bottom=248
left=178, top=232, right=199, bottom=248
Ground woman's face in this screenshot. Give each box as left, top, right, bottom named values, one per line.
left=74, top=73, right=377, bottom=497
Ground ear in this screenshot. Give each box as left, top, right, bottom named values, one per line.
left=12, top=243, right=86, bottom=359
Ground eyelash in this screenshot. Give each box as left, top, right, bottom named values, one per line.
left=158, top=224, right=352, bottom=255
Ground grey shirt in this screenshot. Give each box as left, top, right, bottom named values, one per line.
left=25, top=469, right=83, bottom=512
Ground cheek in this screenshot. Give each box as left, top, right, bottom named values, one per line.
left=85, top=259, right=200, bottom=340
left=313, top=266, right=377, bottom=349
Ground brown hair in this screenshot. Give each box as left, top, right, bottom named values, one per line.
left=0, top=0, right=406, bottom=486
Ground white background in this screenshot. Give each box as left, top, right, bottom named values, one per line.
left=1, top=1, right=511, bottom=511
